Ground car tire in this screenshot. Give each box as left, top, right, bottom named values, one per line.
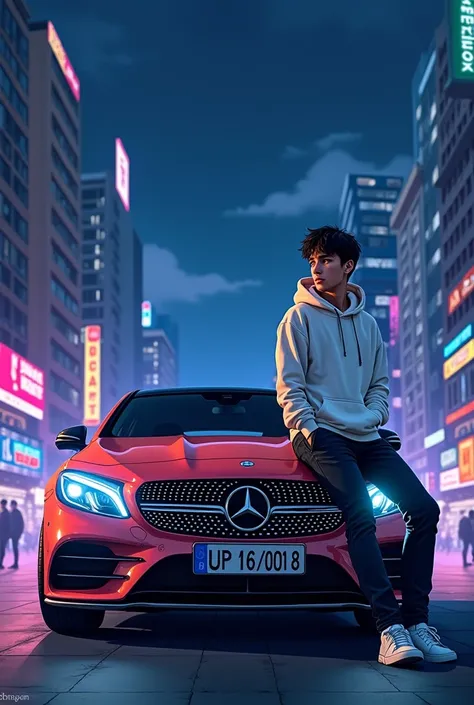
left=38, top=522, right=105, bottom=636
left=353, top=608, right=377, bottom=633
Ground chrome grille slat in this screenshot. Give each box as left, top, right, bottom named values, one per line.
left=136, top=479, right=343, bottom=539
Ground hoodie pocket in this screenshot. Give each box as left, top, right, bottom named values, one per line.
left=316, top=397, right=380, bottom=435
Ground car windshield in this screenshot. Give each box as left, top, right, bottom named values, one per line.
left=104, top=391, right=288, bottom=438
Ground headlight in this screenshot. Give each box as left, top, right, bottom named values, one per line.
left=57, top=471, right=130, bottom=518
left=367, top=484, right=399, bottom=517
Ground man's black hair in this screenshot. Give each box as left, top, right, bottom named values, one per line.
left=299, top=225, right=362, bottom=279
left=0, top=499, right=6, bottom=505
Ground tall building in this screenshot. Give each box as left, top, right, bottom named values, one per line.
left=141, top=302, right=178, bottom=389
left=432, top=5, right=474, bottom=516
left=27, top=21, right=82, bottom=482
left=0, top=0, right=44, bottom=530
left=339, top=174, right=404, bottom=433
left=81, top=140, right=143, bottom=425
left=391, top=41, right=444, bottom=494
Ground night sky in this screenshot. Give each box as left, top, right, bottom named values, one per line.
left=30, top=0, right=444, bottom=389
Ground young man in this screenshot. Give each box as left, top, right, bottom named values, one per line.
left=8, top=500, right=24, bottom=570
left=275, top=226, right=456, bottom=667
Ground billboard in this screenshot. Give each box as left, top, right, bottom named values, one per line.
left=459, top=436, right=474, bottom=485
left=115, top=138, right=130, bottom=211
left=141, top=301, right=152, bottom=328
left=47, top=22, right=80, bottom=101
left=83, top=325, right=101, bottom=426
left=447, top=0, right=474, bottom=96
left=443, top=339, right=474, bottom=379
left=448, top=264, right=474, bottom=314
left=0, top=426, right=43, bottom=479
left=0, top=344, right=44, bottom=420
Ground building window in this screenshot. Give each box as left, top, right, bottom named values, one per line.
left=431, top=125, right=438, bottom=144
left=0, top=35, right=28, bottom=93
left=52, top=242, right=78, bottom=285
left=52, top=147, right=78, bottom=198
left=51, top=178, right=78, bottom=227
left=51, top=339, right=80, bottom=376
left=357, top=177, right=376, bottom=186
left=432, top=166, right=439, bottom=184
left=0, top=102, right=28, bottom=159
left=360, top=225, right=389, bottom=235
left=52, top=115, right=78, bottom=170
left=51, top=84, right=78, bottom=142
left=416, top=105, right=422, bottom=120
left=0, top=190, right=28, bottom=242
left=430, top=102, right=437, bottom=122
left=83, top=228, right=105, bottom=242
left=359, top=201, right=394, bottom=212
left=50, top=370, right=80, bottom=407
left=82, top=306, right=104, bottom=320
left=51, top=307, right=80, bottom=346
left=51, top=54, right=79, bottom=113
left=51, top=276, right=79, bottom=315
left=361, top=257, right=397, bottom=269
left=0, top=66, right=28, bottom=124
left=51, top=209, right=78, bottom=256
left=432, top=211, right=440, bottom=231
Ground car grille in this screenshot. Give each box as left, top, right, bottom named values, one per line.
left=136, top=479, right=344, bottom=539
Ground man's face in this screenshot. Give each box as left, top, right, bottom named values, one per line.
left=309, top=251, right=352, bottom=292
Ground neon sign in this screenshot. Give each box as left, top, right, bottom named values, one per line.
left=47, top=22, right=80, bottom=101
left=115, top=138, right=130, bottom=211
left=83, top=325, right=101, bottom=426
left=141, top=301, right=152, bottom=328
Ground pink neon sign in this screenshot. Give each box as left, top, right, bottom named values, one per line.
left=115, top=138, right=130, bottom=211
left=0, top=344, right=45, bottom=420
left=48, top=22, right=80, bottom=102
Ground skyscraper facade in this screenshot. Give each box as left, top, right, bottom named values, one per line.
left=433, top=12, right=474, bottom=512
left=391, top=41, right=444, bottom=494
left=28, top=20, right=82, bottom=480
left=0, top=0, right=44, bottom=528
left=141, top=303, right=178, bottom=389
left=339, top=174, right=403, bottom=433
left=81, top=142, right=143, bottom=425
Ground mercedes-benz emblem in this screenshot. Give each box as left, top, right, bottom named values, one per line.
left=240, top=460, right=254, bottom=467
left=224, top=486, right=271, bottom=531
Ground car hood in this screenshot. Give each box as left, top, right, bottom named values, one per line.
left=72, top=435, right=296, bottom=466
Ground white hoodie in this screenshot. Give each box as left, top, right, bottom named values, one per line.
left=275, top=277, right=390, bottom=443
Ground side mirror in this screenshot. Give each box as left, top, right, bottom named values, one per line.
left=55, top=425, right=87, bottom=452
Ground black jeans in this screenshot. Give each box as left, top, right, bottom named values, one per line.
left=292, top=427, right=440, bottom=633
left=10, top=537, right=19, bottom=567
left=0, top=537, right=7, bottom=567
left=461, top=539, right=473, bottom=566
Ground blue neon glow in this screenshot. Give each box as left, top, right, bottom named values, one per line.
left=444, top=324, right=472, bottom=359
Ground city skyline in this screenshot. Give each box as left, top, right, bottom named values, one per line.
left=28, top=0, right=445, bottom=388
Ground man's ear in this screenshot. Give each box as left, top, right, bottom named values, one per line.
left=344, top=260, right=355, bottom=275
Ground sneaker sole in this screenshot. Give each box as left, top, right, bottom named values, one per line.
left=423, top=652, right=457, bottom=663
left=378, top=652, right=424, bottom=667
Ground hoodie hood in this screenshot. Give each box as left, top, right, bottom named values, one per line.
left=293, top=277, right=365, bottom=365
left=294, top=277, right=366, bottom=316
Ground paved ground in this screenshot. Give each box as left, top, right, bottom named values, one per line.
left=0, top=549, right=473, bottom=704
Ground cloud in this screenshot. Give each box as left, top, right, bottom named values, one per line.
left=225, top=149, right=412, bottom=218
left=282, top=145, right=308, bottom=160
left=282, top=133, right=362, bottom=160
left=143, top=244, right=262, bottom=305
left=315, top=132, right=362, bottom=152
left=48, top=16, right=135, bottom=75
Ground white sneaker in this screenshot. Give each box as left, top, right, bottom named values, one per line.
left=378, top=624, right=424, bottom=667
left=408, top=623, right=457, bottom=663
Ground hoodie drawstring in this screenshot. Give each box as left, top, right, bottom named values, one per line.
left=335, top=311, right=347, bottom=357
left=351, top=316, right=362, bottom=367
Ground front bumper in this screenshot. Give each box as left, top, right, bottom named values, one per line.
left=42, top=499, right=404, bottom=612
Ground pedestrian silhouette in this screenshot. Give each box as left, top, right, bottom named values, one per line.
left=0, top=499, right=10, bottom=569
left=8, top=500, right=24, bottom=569
left=458, top=510, right=473, bottom=568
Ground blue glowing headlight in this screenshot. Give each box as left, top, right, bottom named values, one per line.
left=57, top=471, right=130, bottom=518
left=367, top=484, right=399, bottom=517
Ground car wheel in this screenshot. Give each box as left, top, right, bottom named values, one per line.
left=37, top=522, right=105, bottom=636
left=353, top=608, right=377, bottom=633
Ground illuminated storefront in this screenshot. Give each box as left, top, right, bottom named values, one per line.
left=0, top=344, right=45, bottom=534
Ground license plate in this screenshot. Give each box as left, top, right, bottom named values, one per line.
left=193, top=543, right=305, bottom=575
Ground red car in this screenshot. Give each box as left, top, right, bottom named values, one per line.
left=39, top=387, right=404, bottom=636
